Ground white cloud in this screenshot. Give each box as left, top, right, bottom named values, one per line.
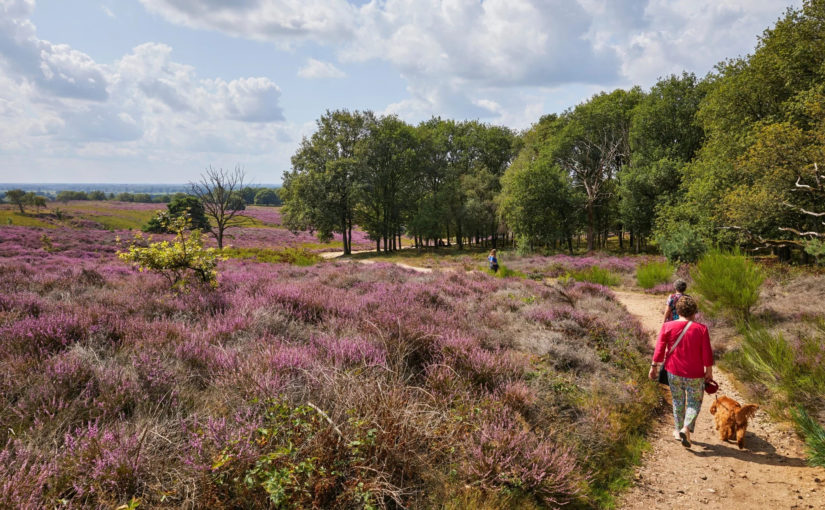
left=579, top=0, right=801, bottom=86
left=137, top=0, right=797, bottom=126
left=0, top=0, right=109, bottom=100
left=0, top=2, right=292, bottom=182
left=138, top=0, right=357, bottom=46
left=101, top=5, right=116, bottom=18
left=298, top=58, right=345, bottom=79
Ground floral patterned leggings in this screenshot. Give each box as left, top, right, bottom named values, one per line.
left=668, top=373, right=705, bottom=433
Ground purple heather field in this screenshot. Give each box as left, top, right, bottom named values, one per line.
left=0, top=221, right=658, bottom=509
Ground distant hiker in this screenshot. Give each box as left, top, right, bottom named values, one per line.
left=663, top=279, right=688, bottom=323
left=488, top=249, right=499, bottom=273
left=649, top=295, right=714, bottom=448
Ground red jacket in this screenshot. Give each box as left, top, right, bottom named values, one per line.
left=652, top=320, right=713, bottom=379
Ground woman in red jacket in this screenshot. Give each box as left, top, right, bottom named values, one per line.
left=648, top=295, right=714, bottom=447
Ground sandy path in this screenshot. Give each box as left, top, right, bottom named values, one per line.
left=614, top=290, right=825, bottom=509
left=320, top=250, right=433, bottom=273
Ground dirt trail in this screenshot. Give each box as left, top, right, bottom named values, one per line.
left=320, top=250, right=433, bottom=273
left=614, top=290, right=825, bottom=509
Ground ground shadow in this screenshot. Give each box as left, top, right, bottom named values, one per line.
left=687, top=433, right=809, bottom=467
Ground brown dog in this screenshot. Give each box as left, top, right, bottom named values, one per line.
left=709, top=396, right=759, bottom=449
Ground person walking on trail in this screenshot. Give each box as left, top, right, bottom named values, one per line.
left=663, top=279, right=689, bottom=323
left=648, top=295, right=714, bottom=448
left=488, top=249, right=499, bottom=273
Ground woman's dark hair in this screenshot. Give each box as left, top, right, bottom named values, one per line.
left=675, top=295, right=698, bottom=318
left=674, top=279, right=687, bottom=293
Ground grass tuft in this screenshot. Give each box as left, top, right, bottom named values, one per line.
left=569, top=266, right=621, bottom=287
left=635, top=260, right=674, bottom=289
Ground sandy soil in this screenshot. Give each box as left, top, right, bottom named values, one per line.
left=319, top=250, right=434, bottom=273
left=614, top=290, right=825, bottom=510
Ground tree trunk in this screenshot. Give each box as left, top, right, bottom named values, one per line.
left=586, top=203, right=595, bottom=251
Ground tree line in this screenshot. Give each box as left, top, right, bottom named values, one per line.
left=281, top=112, right=519, bottom=254
left=282, top=0, right=825, bottom=261
left=2, top=186, right=282, bottom=213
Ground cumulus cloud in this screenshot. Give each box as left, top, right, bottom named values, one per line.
left=137, top=0, right=798, bottom=125
left=579, top=0, right=801, bottom=85
left=0, top=1, right=292, bottom=181
left=298, top=58, right=346, bottom=79
left=0, top=0, right=109, bottom=100
left=138, top=0, right=357, bottom=45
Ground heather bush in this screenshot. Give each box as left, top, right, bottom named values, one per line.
left=691, top=248, right=765, bottom=320
left=635, top=260, right=674, bottom=289
left=467, top=411, right=581, bottom=507
left=0, top=223, right=658, bottom=508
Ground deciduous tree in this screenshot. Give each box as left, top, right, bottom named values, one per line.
left=190, top=165, right=247, bottom=250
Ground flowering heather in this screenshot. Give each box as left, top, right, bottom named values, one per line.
left=506, top=252, right=659, bottom=277
left=0, top=224, right=658, bottom=508
left=238, top=205, right=283, bottom=225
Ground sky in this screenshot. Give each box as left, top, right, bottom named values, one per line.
left=0, top=0, right=802, bottom=184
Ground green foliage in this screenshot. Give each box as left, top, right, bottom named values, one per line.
left=40, top=234, right=55, bottom=253
left=805, top=239, right=825, bottom=263
left=222, top=247, right=321, bottom=266
left=515, top=234, right=531, bottom=256
left=56, top=190, right=89, bottom=202
left=498, top=116, right=583, bottom=254
left=254, top=188, right=281, bottom=206
left=569, top=266, right=621, bottom=287
left=635, top=260, right=674, bottom=289
left=216, top=400, right=380, bottom=509
left=791, top=407, right=825, bottom=468
left=5, top=188, right=27, bottom=213
left=666, top=1, right=825, bottom=248
left=691, top=249, right=764, bottom=320
left=725, top=323, right=825, bottom=467
left=487, top=263, right=525, bottom=279
left=657, top=225, right=706, bottom=263
left=142, top=210, right=172, bottom=234
left=168, top=195, right=209, bottom=231
left=118, top=215, right=222, bottom=289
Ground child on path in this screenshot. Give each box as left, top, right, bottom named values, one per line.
left=663, top=279, right=688, bottom=323
left=488, top=249, right=499, bottom=273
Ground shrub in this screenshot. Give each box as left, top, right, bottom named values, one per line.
left=790, top=407, right=825, bottom=468
left=119, top=215, right=223, bottom=289
left=488, top=263, right=525, bottom=279
left=691, top=248, right=764, bottom=320
left=658, top=225, right=706, bottom=263
left=635, top=260, right=673, bottom=289
left=569, top=266, right=620, bottom=287
left=725, top=324, right=825, bottom=467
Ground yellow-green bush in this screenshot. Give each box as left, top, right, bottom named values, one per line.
left=118, top=216, right=222, bottom=288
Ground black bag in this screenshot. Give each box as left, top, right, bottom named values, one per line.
left=658, top=366, right=669, bottom=385
left=658, top=321, right=692, bottom=386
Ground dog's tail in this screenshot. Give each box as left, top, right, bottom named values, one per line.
left=709, top=400, right=718, bottom=415
left=736, top=404, right=759, bottom=424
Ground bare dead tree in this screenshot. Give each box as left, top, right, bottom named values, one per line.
left=190, top=165, right=246, bottom=250
left=719, top=225, right=802, bottom=252
left=779, top=162, right=825, bottom=240
left=558, top=127, right=625, bottom=251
